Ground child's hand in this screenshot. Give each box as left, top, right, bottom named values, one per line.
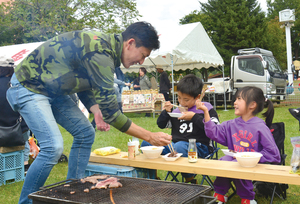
left=196, top=99, right=208, bottom=111
left=164, top=101, right=173, bottom=112
left=178, top=111, right=195, bottom=120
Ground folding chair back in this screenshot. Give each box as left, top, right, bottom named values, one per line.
left=253, top=122, right=288, bottom=203
left=270, top=122, right=286, bottom=165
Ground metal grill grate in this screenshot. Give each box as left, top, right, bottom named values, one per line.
left=29, top=175, right=211, bottom=204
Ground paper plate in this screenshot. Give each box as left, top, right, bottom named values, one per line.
left=168, top=113, right=183, bottom=118
left=162, top=153, right=183, bottom=161
left=221, top=149, right=238, bottom=157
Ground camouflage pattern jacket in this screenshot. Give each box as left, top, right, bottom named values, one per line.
left=15, top=31, right=131, bottom=132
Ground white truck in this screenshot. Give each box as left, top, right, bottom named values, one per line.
left=207, top=48, right=287, bottom=106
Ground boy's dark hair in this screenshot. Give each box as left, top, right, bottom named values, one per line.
left=236, top=86, right=274, bottom=128
left=177, top=74, right=203, bottom=98
left=122, top=21, right=160, bottom=51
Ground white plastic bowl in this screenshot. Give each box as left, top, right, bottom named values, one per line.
left=140, top=146, right=164, bottom=159
left=235, top=152, right=263, bottom=168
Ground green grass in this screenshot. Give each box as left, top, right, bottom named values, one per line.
left=1, top=107, right=300, bottom=203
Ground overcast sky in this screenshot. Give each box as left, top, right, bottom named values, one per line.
left=136, top=0, right=268, bottom=34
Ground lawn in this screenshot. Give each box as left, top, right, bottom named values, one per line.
left=1, top=105, right=300, bottom=203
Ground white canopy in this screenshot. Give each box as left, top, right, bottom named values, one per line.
left=121, top=22, right=226, bottom=105
left=0, top=42, right=44, bottom=65
left=121, top=22, right=224, bottom=73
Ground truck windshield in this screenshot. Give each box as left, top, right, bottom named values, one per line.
left=237, top=57, right=264, bottom=76
left=263, top=56, right=283, bottom=74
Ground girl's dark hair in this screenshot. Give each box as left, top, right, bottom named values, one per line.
left=177, top=74, right=203, bottom=98
left=236, top=86, right=274, bottom=128
left=139, top=67, right=147, bottom=75
left=0, top=66, right=14, bottom=77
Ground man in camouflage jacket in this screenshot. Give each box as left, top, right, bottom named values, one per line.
left=7, top=22, right=171, bottom=204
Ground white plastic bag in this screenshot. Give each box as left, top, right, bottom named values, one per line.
left=290, top=136, right=300, bottom=173
left=78, top=100, right=89, bottom=119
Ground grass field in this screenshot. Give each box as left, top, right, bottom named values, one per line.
left=1, top=105, right=300, bottom=203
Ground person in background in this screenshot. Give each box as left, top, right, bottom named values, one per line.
left=134, top=67, right=151, bottom=90
left=196, top=86, right=280, bottom=204
left=6, top=21, right=171, bottom=204
left=114, top=74, right=131, bottom=112
left=114, top=67, right=130, bottom=112
left=132, top=77, right=141, bottom=91
left=0, top=56, right=30, bottom=172
left=134, top=67, right=152, bottom=116
left=141, top=74, right=219, bottom=183
left=156, top=65, right=171, bottom=101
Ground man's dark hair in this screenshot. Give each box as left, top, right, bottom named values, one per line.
left=122, top=21, right=160, bottom=51
left=177, top=74, right=203, bottom=98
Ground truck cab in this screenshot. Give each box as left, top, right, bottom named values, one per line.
left=231, top=48, right=286, bottom=103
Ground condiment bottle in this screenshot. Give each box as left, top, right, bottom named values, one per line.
left=132, top=136, right=140, bottom=156
left=128, top=141, right=135, bottom=160
left=188, top=138, right=197, bottom=162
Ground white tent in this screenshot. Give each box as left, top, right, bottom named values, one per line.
left=122, top=22, right=223, bottom=73
left=0, top=42, right=44, bottom=65
left=121, top=22, right=225, bottom=104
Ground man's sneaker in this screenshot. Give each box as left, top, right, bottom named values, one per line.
left=213, top=192, right=228, bottom=203
left=241, top=199, right=257, bottom=204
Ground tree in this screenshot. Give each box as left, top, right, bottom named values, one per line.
left=265, top=16, right=287, bottom=70
left=199, top=0, right=268, bottom=74
left=180, top=0, right=269, bottom=75
left=0, top=0, right=140, bottom=45
left=267, top=0, right=300, bottom=60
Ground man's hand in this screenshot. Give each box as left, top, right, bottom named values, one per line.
left=148, top=132, right=172, bottom=146
left=90, top=104, right=110, bottom=132
left=125, top=123, right=171, bottom=146
left=94, top=111, right=110, bottom=131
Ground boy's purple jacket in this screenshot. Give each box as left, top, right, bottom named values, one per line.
left=204, top=117, right=281, bottom=164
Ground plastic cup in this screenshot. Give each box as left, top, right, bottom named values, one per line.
left=128, top=141, right=136, bottom=159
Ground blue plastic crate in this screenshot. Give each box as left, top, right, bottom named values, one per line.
left=85, top=163, right=156, bottom=179
left=0, top=150, right=24, bottom=186
left=85, top=162, right=135, bottom=177
left=134, top=167, right=156, bottom=179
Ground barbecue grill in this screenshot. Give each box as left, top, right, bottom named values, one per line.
left=29, top=175, right=216, bottom=204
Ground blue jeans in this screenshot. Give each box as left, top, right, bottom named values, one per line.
left=7, top=74, right=95, bottom=204
left=141, top=140, right=209, bottom=179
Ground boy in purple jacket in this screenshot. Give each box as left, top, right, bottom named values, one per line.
left=196, top=86, right=280, bottom=204
left=141, top=74, right=219, bottom=183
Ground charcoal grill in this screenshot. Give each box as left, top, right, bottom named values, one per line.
left=29, top=175, right=216, bottom=204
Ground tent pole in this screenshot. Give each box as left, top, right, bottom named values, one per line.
left=171, top=54, right=175, bottom=103
left=222, top=65, right=228, bottom=111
